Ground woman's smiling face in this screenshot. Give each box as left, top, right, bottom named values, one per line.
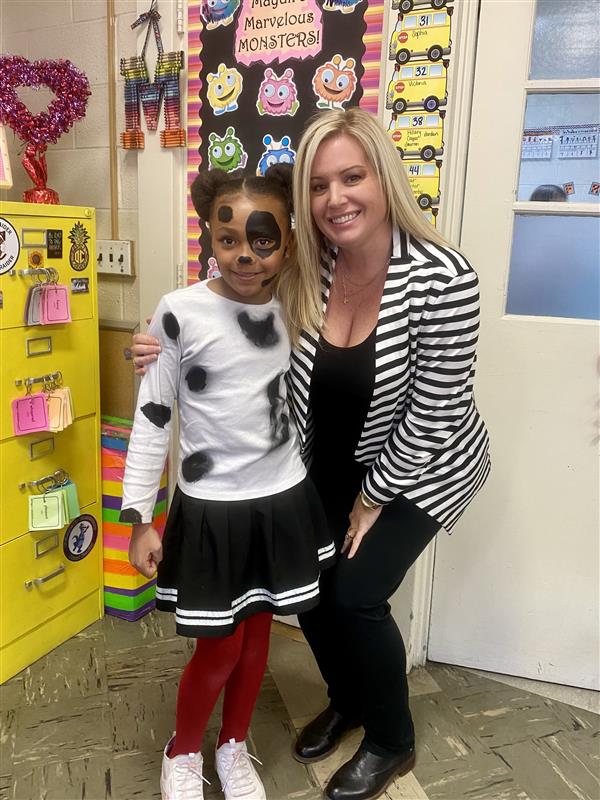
left=308, top=133, right=390, bottom=253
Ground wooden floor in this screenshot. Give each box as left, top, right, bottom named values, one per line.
left=1, top=613, right=598, bottom=799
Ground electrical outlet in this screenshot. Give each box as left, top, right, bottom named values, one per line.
left=96, top=240, right=134, bottom=276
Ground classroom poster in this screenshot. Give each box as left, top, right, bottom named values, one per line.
left=187, top=0, right=385, bottom=282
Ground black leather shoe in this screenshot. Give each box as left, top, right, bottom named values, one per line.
left=325, top=744, right=416, bottom=800
left=293, top=706, right=361, bottom=764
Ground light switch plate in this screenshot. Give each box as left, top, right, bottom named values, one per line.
left=96, top=240, right=134, bottom=276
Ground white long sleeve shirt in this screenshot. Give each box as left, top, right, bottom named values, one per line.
left=121, top=281, right=305, bottom=523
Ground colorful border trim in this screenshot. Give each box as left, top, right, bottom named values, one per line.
left=187, top=1, right=204, bottom=284
left=358, top=2, right=384, bottom=115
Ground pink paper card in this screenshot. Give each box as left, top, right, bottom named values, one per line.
left=46, top=392, right=63, bottom=432
left=42, top=285, right=71, bottom=324
left=12, top=394, right=49, bottom=435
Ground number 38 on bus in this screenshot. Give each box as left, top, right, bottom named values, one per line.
left=388, top=113, right=444, bottom=162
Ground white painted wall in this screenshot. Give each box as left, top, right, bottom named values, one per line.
left=0, top=0, right=140, bottom=322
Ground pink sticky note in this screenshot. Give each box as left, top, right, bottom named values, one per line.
left=12, top=394, right=50, bottom=435
left=42, top=285, right=71, bottom=324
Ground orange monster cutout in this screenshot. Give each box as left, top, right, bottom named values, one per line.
left=312, top=55, right=357, bottom=110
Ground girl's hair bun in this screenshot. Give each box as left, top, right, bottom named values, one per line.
left=190, top=168, right=245, bottom=220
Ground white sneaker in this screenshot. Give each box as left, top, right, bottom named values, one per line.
left=160, top=735, right=210, bottom=800
left=215, top=738, right=266, bottom=799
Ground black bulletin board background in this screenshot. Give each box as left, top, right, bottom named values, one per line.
left=192, top=2, right=368, bottom=278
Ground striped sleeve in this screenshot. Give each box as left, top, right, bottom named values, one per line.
left=362, top=269, right=482, bottom=506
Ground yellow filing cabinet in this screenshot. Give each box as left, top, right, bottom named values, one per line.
left=0, top=202, right=103, bottom=683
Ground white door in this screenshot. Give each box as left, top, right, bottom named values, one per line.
left=428, top=0, right=600, bottom=689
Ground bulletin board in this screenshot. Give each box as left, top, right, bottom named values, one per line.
left=186, top=0, right=385, bottom=283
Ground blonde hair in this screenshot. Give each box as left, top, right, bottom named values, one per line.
left=285, top=107, right=449, bottom=343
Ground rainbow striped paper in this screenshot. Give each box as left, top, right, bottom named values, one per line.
left=101, top=417, right=167, bottom=621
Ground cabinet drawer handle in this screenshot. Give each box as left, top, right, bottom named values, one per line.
left=26, top=336, right=52, bottom=357
left=24, top=563, right=65, bottom=590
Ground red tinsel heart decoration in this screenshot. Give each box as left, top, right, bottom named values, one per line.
left=0, top=55, right=90, bottom=147
left=0, top=55, right=90, bottom=202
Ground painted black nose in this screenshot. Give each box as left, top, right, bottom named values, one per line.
left=238, top=255, right=253, bottom=264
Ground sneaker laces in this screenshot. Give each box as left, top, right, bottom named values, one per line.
left=220, top=747, right=263, bottom=796
left=173, top=755, right=210, bottom=797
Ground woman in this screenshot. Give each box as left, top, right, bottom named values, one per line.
left=132, top=108, right=490, bottom=800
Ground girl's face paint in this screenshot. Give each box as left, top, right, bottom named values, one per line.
left=208, top=193, right=291, bottom=305
left=246, top=211, right=281, bottom=258
left=217, top=205, right=233, bottom=222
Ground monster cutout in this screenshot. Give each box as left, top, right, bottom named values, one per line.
left=208, top=127, right=248, bottom=171
left=256, top=68, right=299, bottom=117
left=312, top=55, right=358, bottom=110
left=256, top=135, right=296, bottom=176
left=200, top=0, right=240, bottom=29
left=323, top=0, right=363, bottom=12
left=206, top=63, right=243, bottom=115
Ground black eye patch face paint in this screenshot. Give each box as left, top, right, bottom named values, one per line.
left=217, top=205, right=233, bottom=222
left=246, top=210, right=282, bottom=259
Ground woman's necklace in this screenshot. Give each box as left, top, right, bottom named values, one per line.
left=337, top=258, right=386, bottom=306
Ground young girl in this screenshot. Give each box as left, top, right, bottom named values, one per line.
left=119, top=165, right=335, bottom=800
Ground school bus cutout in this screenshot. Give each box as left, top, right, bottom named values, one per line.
left=404, top=161, right=441, bottom=210
left=388, top=113, right=444, bottom=161
left=392, top=0, right=452, bottom=13
left=389, top=10, right=452, bottom=64
left=386, top=63, right=447, bottom=115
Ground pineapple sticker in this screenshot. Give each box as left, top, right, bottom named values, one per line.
left=68, top=222, right=90, bottom=271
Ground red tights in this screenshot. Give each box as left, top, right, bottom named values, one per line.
left=169, top=612, right=272, bottom=757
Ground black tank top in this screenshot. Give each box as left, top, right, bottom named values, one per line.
left=309, top=328, right=376, bottom=491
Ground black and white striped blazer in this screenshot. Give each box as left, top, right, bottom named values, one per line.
left=287, top=227, right=491, bottom=533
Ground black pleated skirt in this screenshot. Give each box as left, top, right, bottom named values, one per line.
left=156, top=477, right=336, bottom=637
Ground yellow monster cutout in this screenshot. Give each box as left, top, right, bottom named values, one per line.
left=206, top=63, right=243, bottom=116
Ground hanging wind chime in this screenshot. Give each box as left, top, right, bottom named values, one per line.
left=120, top=0, right=185, bottom=150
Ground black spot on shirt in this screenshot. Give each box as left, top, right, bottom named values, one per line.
left=267, top=373, right=290, bottom=449
left=182, top=451, right=213, bottom=482
left=119, top=507, right=143, bottom=524
left=163, top=312, right=180, bottom=340
left=141, top=402, right=172, bottom=429
left=237, top=311, right=279, bottom=348
left=185, top=366, right=207, bottom=392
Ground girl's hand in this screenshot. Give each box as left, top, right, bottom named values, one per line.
left=342, top=494, right=383, bottom=559
left=132, top=332, right=161, bottom=376
left=129, top=523, right=163, bottom=578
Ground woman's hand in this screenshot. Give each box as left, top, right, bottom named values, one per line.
left=132, top=332, right=161, bottom=376
left=129, top=523, right=163, bottom=578
left=342, top=494, right=383, bottom=559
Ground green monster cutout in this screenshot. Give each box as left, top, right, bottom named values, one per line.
left=208, top=127, right=248, bottom=172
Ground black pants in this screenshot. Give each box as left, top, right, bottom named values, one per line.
left=299, top=475, right=439, bottom=754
